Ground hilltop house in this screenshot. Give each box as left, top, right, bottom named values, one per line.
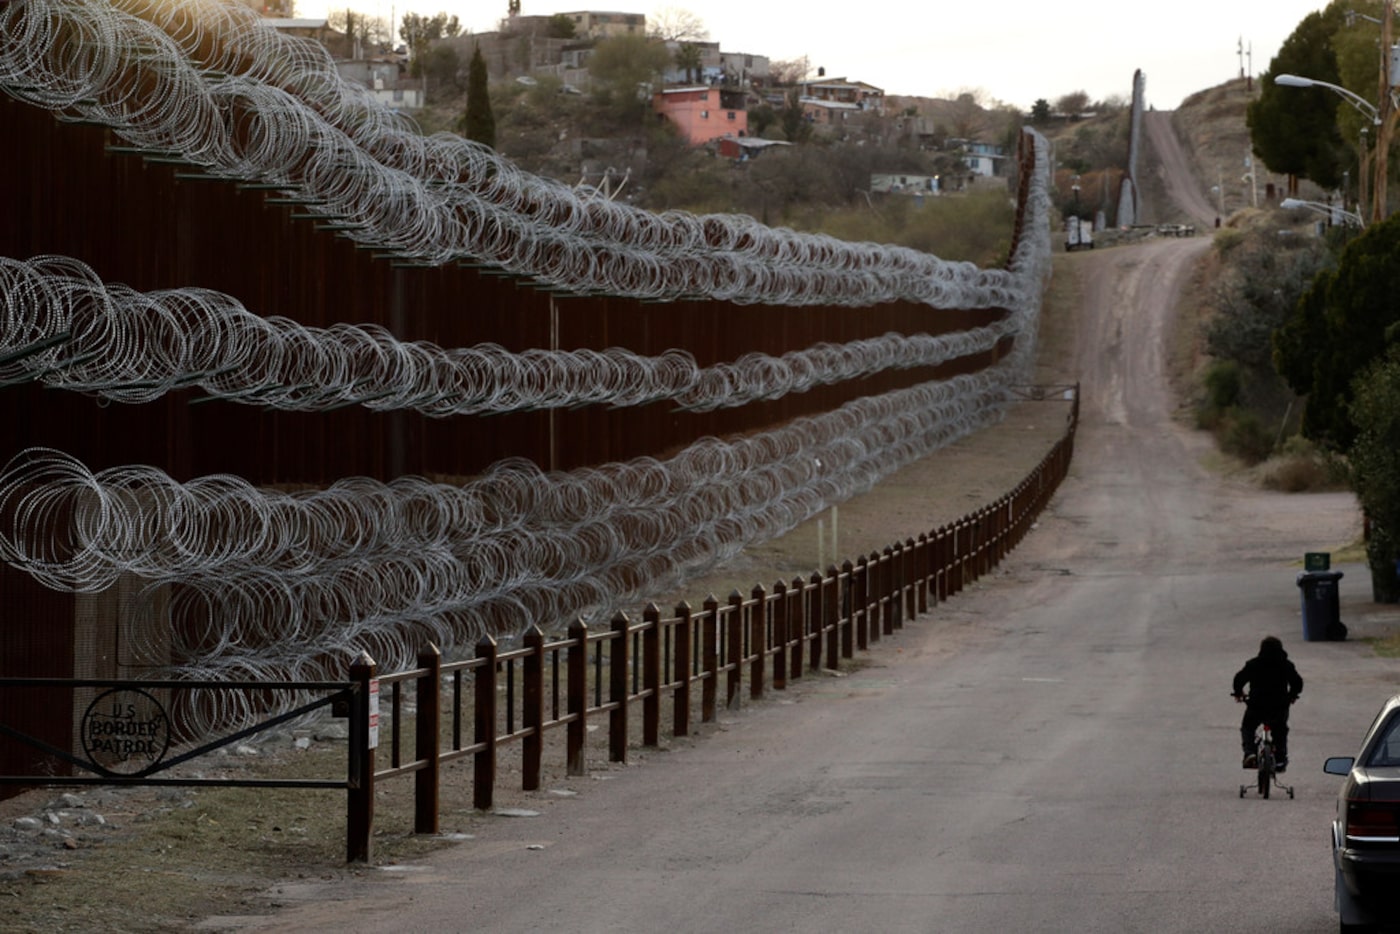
left=799, top=77, right=884, bottom=124
left=653, top=86, right=748, bottom=145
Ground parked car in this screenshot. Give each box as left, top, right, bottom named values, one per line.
left=1324, top=694, right=1400, bottom=931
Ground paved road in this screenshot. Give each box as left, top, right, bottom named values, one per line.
left=225, top=221, right=1386, bottom=932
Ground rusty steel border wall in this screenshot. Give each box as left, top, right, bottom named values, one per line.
left=0, top=7, right=1054, bottom=786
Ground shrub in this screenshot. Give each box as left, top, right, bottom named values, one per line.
left=1220, top=408, right=1274, bottom=464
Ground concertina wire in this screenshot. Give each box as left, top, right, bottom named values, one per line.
left=0, top=0, right=1055, bottom=732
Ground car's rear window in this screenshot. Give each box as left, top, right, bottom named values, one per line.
left=1366, top=711, right=1400, bottom=767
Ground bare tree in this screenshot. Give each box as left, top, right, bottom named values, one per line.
left=1055, top=91, right=1091, bottom=116
left=947, top=92, right=989, bottom=140
left=647, top=7, right=708, bottom=42
left=769, top=56, right=811, bottom=86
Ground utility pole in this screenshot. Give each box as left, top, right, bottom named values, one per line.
left=1375, top=3, right=1394, bottom=223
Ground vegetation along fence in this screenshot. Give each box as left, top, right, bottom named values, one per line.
left=352, top=390, right=1078, bottom=860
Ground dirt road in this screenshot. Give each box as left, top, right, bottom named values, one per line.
left=208, top=165, right=1385, bottom=931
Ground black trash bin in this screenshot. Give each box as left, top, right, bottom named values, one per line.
left=1297, top=570, right=1344, bottom=642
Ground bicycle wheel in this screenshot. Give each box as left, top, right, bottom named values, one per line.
left=1258, top=749, right=1272, bottom=798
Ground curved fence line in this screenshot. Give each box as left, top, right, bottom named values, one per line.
left=0, top=0, right=1047, bottom=309
left=0, top=254, right=1013, bottom=413
left=0, top=366, right=1019, bottom=684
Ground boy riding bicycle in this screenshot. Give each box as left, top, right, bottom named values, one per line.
left=1232, top=635, right=1304, bottom=772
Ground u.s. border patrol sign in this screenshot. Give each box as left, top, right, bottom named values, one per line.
left=81, top=688, right=171, bottom=776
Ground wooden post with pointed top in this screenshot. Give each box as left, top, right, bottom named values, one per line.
left=567, top=620, right=588, bottom=775
left=347, top=651, right=377, bottom=862
left=750, top=584, right=766, bottom=700
left=789, top=577, right=806, bottom=679
left=702, top=595, right=719, bottom=723
left=674, top=602, right=692, bottom=736
left=726, top=590, right=744, bottom=709
left=523, top=625, right=544, bottom=790
left=414, top=643, right=440, bottom=834
left=642, top=604, right=661, bottom=747
left=772, top=581, right=788, bottom=690
left=609, top=613, right=629, bottom=763
left=473, top=634, right=498, bottom=811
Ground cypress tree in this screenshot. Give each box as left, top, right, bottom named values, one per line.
left=464, top=44, right=495, bottom=149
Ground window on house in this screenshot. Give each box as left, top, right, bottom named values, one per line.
left=700, top=110, right=709, bottom=118
left=727, top=111, right=736, bottom=120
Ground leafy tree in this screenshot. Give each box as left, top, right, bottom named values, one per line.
left=400, top=11, right=461, bottom=58
left=1208, top=229, right=1331, bottom=371
left=1348, top=346, right=1400, bottom=601
left=748, top=102, right=777, bottom=138
left=778, top=88, right=812, bottom=144
left=417, top=44, right=460, bottom=95
left=1246, top=6, right=1349, bottom=192
left=588, top=34, right=671, bottom=122
left=463, top=44, right=495, bottom=148
left=1030, top=99, right=1052, bottom=124
left=673, top=43, right=704, bottom=84
left=1274, top=214, right=1400, bottom=449
left=545, top=13, right=576, bottom=39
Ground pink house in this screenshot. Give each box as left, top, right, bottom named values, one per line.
left=652, top=86, right=748, bottom=145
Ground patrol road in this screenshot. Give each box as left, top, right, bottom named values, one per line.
left=230, top=222, right=1381, bottom=933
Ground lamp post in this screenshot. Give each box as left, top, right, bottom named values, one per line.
left=1281, top=196, right=1365, bottom=228
left=1275, top=72, right=1387, bottom=222
left=1360, top=125, right=1370, bottom=218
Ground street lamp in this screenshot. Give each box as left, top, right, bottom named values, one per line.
left=1281, top=197, right=1365, bottom=228
left=1275, top=73, right=1390, bottom=222
left=1274, top=73, right=1381, bottom=122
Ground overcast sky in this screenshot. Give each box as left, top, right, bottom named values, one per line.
left=296, top=1, right=1331, bottom=111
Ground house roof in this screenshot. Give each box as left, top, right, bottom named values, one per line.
left=800, top=97, right=861, bottom=111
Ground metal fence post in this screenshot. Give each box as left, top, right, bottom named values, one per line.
left=414, top=644, right=440, bottom=835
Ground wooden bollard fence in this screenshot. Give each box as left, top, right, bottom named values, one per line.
left=347, top=651, right=377, bottom=863
left=414, top=644, right=440, bottom=835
